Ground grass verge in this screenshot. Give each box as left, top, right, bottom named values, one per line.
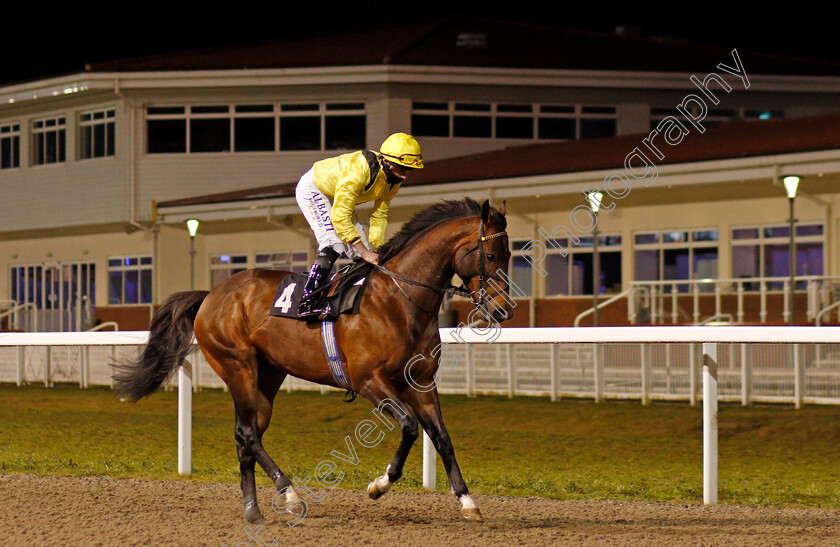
left=2, top=384, right=840, bottom=507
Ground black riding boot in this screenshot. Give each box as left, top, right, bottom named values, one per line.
left=298, top=248, right=339, bottom=317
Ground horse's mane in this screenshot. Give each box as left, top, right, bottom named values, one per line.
left=378, top=198, right=507, bottom=264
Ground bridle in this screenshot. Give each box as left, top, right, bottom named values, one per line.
left=453, top=219, right=508, bottom=308
left=375, top=218, right=508, bottom=313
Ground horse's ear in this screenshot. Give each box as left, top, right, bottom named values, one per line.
left=481, top=200, right=491, bottom=223
left=499, top=200, right=506, bottom=216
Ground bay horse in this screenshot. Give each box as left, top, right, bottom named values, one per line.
left=112, top=198, right=512, bottom=524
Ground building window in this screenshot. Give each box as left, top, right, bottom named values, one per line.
left=545, top=235, right=623, bottom=296
left=577, top=106, right=619, bottom=139
left=496, top=104, right=534, bottom=139
left=1, top=122, right=20, bottom=169
left=108, top=256, right=152, bottom=304
left=732, top=223, right=823, bottom=290
left=411, top=102, right=449, bottom=137
left=146, top=102, right=366, bottom=154
left=32, top=116, right=66, bottom=165
left=742, top=109, right=784, bottom=121
left=634, top=229, right=719, bottom=289
left=509, top=240, right=535, bottom=297
left=650, top=107, right=785, bottom=130
left=190, top=105, right=231, bottom=153
left=279, top=103, right=319, bottom=150
left=79, top=108, right=115, bottom=159
left=234, top=105, right=275, bottom=152
left=323, top=103, right=366, bottom=150
left=147, top=106, right=187, bottom=153
left=256, top=251, right=310, bottom=273
left=453, top=103, right=492, bottom=138
left=210, top=254, right=249, bottom=287
left=412, top=102, right=617, bottom=141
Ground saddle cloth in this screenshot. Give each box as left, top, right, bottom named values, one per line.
left=269, top=261, right=373, bottom=322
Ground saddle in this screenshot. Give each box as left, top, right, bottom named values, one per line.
left=269, top=260, right=374, bottom=322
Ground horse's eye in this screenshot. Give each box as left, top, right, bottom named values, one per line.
left=486, top=254, right=496, bottom=263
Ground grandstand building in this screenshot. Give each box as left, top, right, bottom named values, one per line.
left=1, top=16, right=839, bottom=330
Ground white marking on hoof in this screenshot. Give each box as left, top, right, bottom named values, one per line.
left=367, top=465, right=392, bottom=500
left=285, top=487, right=300, bottom=503
left=459, top=494, right=477, bottom=511
left=460, top=495, right=484, bottom=522
left=374, top=473, right=391, bottom=491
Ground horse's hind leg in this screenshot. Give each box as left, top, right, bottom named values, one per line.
left=358, top=382, right=419, bottom=499
left=403, top=385, right=483, bottom=522
left=234, top=406, right=262, bottom=523
left=227, top=358, right=298, bottom=522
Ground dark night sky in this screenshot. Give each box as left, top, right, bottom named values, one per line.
left=2, top=1, right=837, bottom=86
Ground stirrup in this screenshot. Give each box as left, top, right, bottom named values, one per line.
left=298, top=300, right=331, bottom=320
left=318, top=304, right=333, bottom=320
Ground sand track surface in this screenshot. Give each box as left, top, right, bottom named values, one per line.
left=2, top=473, right=839, bottom=546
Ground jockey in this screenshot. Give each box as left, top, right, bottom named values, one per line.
left=295, top=132, right=424, bottom=317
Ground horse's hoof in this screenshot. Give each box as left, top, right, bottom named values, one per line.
left=461, top=507, right=485, bottom=522
left=367, top=472, right=392, bottom=500
left=367, top=480, right=385, bottom=500
left=244, top=502, right=264, bottom=523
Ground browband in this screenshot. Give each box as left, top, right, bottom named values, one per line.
left=480, top=231, right=507, bottom=242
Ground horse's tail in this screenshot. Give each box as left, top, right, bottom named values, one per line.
left=111, top=290, right=210, bottom=402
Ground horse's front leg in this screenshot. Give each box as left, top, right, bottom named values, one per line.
left=358, top=382, right=419, bottom=499
left=403, top=385, right=483, bottom=522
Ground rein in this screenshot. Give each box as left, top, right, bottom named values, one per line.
left=375, top=218, right=508, bottom=314
left=374, top=264, right=470, bottom=316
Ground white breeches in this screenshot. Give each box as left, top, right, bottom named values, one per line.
left=295, top=168, right=370, bottom=259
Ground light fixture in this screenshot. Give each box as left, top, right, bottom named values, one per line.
left=186, top=218, right=200, bottom=237
left=782, top=175, right=800, bottom=199
left=587, top=191, right=604, bottom=213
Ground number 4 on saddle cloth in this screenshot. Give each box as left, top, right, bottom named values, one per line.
left=269, top=261, right=374, bottom=322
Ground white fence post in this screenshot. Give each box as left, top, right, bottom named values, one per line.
left=507, top=344, right=514, bottom=398
left=641, top=344, right=651, bottom=405
left=702, top=342, right=718, bottom=505
left=466, top=348, right=474, bottom=397
left=689, top=343, right=698, bottom=406
left=794, top=344, right=804, bottom=409
left=44, top=346, right=51, bottom=387
left=740, top=344, right=751, bottom=406
left=16, top=346, right=24, bottom=386
left=109, top=346, right=116, bottom=390
left=593, top=343, right=603, bottom=403
left=422, top=432, right=436, bottom=490
left=80, top=346, right=87, bottom=388
left=178, top=359, right=192, bottom=476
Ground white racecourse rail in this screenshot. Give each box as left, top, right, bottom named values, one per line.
left=3, top=326, right=840, bottom=504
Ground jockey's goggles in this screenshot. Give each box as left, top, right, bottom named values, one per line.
left=382, top=153, right=423, bottom=170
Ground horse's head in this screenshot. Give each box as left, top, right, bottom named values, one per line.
left=453, top=200, right=514, bottom=324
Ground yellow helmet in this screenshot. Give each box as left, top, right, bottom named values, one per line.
left=380, top=133, right=424, bottom=169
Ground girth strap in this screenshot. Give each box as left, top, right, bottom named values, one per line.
left=320, top=320, right=353, bottom=391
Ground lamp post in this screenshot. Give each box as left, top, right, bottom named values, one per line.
left=587, top=191, right=603, bottom=326
left=782, top=176, right=800, bottom=326
left=186, top=219, right=200, bottom=290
